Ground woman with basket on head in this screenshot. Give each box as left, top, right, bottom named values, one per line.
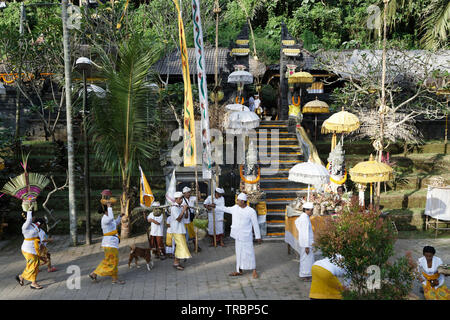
left=16, top=200, right=44, bottom=289
left=1, top=156, right=50, bottom=290
left=89, top=190, right=125, bottom=284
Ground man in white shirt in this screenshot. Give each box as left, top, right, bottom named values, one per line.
left=218, top=193, right=262, bottom=279
left=182, top=186, right=199, bottom=251
left=295, top=201, right=315, bottom=281
left=171, top=192, right=192, bottom=270
left=204, top=187, right=226, bottom=247
left=147, top=201, right=166, bottom=259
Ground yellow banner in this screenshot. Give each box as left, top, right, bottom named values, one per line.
left=139, top=166, right=154, bottom=208
left=173, top=0, right=196, bottom=167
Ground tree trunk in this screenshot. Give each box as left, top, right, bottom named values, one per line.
left=62, top=0, right=78, bottom=246
left=120, top=188, right=131, bottom=239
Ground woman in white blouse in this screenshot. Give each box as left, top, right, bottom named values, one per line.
left=89, top=201, right=125, bottom=284
left=16, top=208, right=43, bottom=289
left=418, top=246, right=450, bottom=300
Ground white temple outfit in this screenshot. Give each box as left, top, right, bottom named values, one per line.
left=21, top=211, right=40, bottom=255
left=170, top=204, right=191, bottom=259
left=295, top=212, right=315, bottom=277
left=220, top=205, right=261, bottom=272
left=20, top=211, right=41, bottom=282
left=204, top=195, right=225, bottom=236
left=182, top=196, right=197, bottom=241
left=418, top=256, right=445, bottom=288
left=165, top=215, right=175, bottom=254
left=147, top=212, right=164, bottom=237
left=101, top=207, right=122, bottom=249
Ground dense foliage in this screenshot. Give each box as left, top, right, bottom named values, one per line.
left=314, top=199, right=418, bottom=299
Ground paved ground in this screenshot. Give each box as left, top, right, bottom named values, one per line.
left=1, top=234, right=449, bottom=300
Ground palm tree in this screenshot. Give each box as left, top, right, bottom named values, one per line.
left=384, top=0, right=449, bottom=50
left=420, top=0, right=450, bottom=50
left=88, top=37, right=161, bottom=238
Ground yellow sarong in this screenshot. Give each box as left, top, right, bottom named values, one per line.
left=166, top=233, right=173, bottom=247
left=94, top=247, right=119, bottom=278
left=309, top=265, right=343, bottom=299
left=173, top=233, right=191, bottom=259
left=422, top=272, right=450, bottom=300
left=21, top=250, right=40, bottom=282
left=185, top=222, right=195, bottom=239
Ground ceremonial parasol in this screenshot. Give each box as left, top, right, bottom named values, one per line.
left=225, top=104, right=250, bottom=112
left=227, top=110, right=260, bottom=133
left=0, top=157, right=4, bottom=171
left=288, top=157, right=330, bottom=202
left=288, top=71, right=314, bottom=84
left=349, top=154, right=393, bottom=206
left=228, top=65, right=253, bottom=103
left=303, top=97, right=330, bottom=141
left=321, top=107, right=360, bottom=151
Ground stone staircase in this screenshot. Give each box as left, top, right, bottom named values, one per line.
left=253, top=120, right=307, bottom=239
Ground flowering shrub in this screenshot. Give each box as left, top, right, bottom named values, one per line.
left=314, top=198, right=417, bottom=300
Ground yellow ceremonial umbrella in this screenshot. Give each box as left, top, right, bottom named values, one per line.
left=0, top=157, right=4, bottom=171
left=321, top=107, right=360, bottom=151
left=288, top=71, right=314, bottom=84
left=349, top=154, right=393, bottom=206
left=303, top=97, right=330, bottom=141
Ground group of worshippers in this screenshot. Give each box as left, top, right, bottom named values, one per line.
left=162, top=188, right=262, bottom=277
left=86, top=187, right=262, bottom=282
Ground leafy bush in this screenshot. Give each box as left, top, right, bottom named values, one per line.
left=315, top=199, right=417, bottom=299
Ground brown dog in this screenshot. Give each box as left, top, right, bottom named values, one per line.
left=128, top=244, right=154, bottom=271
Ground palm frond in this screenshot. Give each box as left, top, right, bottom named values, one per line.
left=88, top=37, right=161, bottom=178
left=420, top=0, right=450, bottom=50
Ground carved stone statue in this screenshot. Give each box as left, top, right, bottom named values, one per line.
left=326, top=141, right=346, bottom=193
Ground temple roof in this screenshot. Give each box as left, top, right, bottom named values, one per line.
left=152, top=47, right=231, bottom=76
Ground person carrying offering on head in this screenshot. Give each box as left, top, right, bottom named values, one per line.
left=89, top=190, right=125, bottom=284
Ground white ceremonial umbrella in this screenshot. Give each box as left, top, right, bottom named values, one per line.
left=225, top=104, right=250, bottom=112
left=227, top=110, right=260, bottom=132
left=227, top=70, right=253, bottom=85
left=288, top=158, right=330, bottom=201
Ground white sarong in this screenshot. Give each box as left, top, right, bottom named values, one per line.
left=299, top=246, right=315, bottom=277
left=235, top=240, right=256, bottom=272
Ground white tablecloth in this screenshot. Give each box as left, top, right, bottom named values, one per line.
left=425, top=186, right=450, bottom=221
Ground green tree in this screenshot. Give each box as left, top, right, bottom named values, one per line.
left=88, top=37, right=161, bottom=239
left=314, top=200, right=418, bottom=299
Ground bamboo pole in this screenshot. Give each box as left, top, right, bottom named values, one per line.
left=376, top=0, right=389, bottom=210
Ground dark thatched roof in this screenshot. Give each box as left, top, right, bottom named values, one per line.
left=152, top=47, right=231, bottom=76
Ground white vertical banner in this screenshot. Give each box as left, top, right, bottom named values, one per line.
left=192, top=0, right=213, bottom=179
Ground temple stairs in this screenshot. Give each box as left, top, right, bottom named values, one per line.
left=253, top=120, right=307, bottom=239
